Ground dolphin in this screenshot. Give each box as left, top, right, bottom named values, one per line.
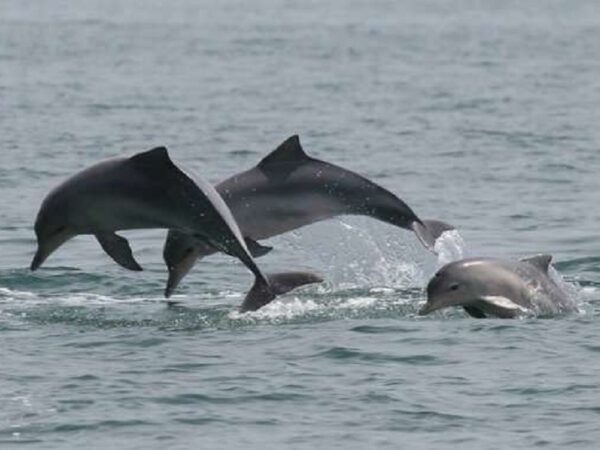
left=163, top=135, right=455, bottom=297
left=419, top=254, right=577, bottom=318
left=31, top=146, right=322, bottom=311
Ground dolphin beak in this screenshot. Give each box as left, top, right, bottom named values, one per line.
left=30, top=246, right=47, bottom=271
left=418, top=301, right=441, bottom=316
left=418, top=303, right=432, bottom=316
left=30, top=230, right=74, bottom=271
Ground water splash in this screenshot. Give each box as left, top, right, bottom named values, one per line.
left=228, top=289, right=418, bottom=324
left=548, top=267, right=579, bottom=300
left=0, top=287, right=156, bottom=307
left=434, top=229, right=467, bottom=267
left=278, top=217, right=430, bottom=289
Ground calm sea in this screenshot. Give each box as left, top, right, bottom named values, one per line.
left=2, top=1, right=600, bottom=448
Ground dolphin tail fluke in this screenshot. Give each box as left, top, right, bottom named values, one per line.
left=240, top=272, right=323, bottom=312
left=244, top=237, right=273, bottom=258
left=412, top=219, right=456, bottom=253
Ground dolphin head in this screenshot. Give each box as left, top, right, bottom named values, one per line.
left=163, top=233, right=200, bottom=298
left=31, top=190, right=76, bottom=270
left=419, top=260, right=497, bottom=315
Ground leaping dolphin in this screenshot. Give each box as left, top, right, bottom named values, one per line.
left=164, top=135, right=455, bottom=297
left=419, top=255, right=577, bottom=318
left=31, top=147, right=322, bottom=311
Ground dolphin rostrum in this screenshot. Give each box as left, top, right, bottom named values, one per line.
left=31, top=147, right=322, bottom=311
left=419, top=254, right=577, bottom=318
left=164, top=135, right=455, bottom=297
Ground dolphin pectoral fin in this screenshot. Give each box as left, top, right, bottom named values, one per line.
left=411, top=219, right=456, bottom=253
left=96, top=233, right=143, bottom=271
left=239, top=272, right=323, bottom=312
left=520, top=254, right=553, bottom=273
left=244, top=237, right=273, bottom=258
left=463, top=306, right=487, bottom=318
left=479, top=296, right=529, bottom=318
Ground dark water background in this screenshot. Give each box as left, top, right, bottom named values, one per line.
left=2, top=1, right=600, bottom=448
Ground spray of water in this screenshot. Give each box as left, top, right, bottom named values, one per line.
left=434, top=229, right=467, bottom=267
left=5, top=224, right=591, bottom=322
left=230, top=220, right=470, bottom=321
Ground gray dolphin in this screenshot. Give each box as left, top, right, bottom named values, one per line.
left=163, top=135, right=455, bottom=297
left=419, top=255, right=577, bottom=318
left=31, top=147, right=321, bottom=311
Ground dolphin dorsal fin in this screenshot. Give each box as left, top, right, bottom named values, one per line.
left=129, top=146, right=177, bottom=174
left=130, top=146, right=170, bottom=164
left=520, top=254, right=553, bottom=272
left=258, top=135, right=310, bottom=169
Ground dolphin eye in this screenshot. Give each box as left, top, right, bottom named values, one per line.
left=450, top=283, right=459, bottom=291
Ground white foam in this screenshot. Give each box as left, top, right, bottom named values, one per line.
left=277, top=217, right=429, bottom=289
left=0, top=287, right=37, bottom=300
left=340, top=296, right=378, bottom=309
left=580, top=286, right=600, bottom=299
left=547, top=266, right=583, bottom=310
left=220, top=290, right=243, bottom=299
left=0, top=287, right=158, bottom=306
left=369, top=287, right=395, bottom=294
left=228, top=291, right=412, bottom=321
left=228, top=297, right=322, bottom=321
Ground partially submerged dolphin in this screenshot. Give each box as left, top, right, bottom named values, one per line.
left=31, top=147, right=321, bottom=311
left=419, top=255, right=577, bottom=318
left=163, top=135, right=454, bottom=297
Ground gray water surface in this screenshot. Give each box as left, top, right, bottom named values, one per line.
left=2, top=1, right=600, bottom=448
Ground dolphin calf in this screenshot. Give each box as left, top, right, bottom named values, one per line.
left=31, top=147, right=321, bottom=311
left=419, top=255, right=577, bottom=318
left=163, top=135, right=455, bottom=297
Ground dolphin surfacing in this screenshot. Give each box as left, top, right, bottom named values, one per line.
left=164, top=135, right=455, bottom=297
left=419, top=254, right=577, bottom=318
left=31, top=147, right=322, bottom=311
